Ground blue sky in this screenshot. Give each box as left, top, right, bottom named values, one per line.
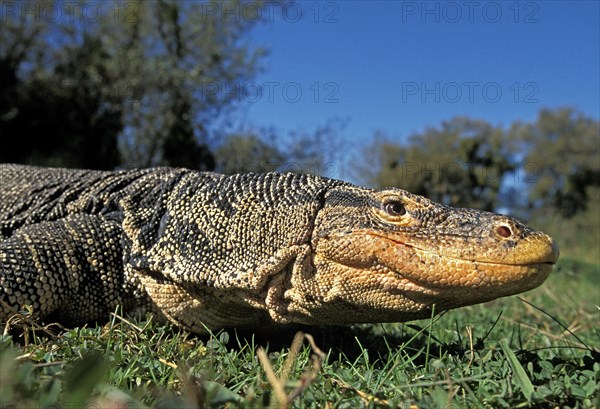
left=229, top=0, right=599, bottom=156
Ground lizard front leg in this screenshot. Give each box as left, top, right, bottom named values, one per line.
left=131, top=244, right=315, bottom=333
left=0, top=214, right=129, bottom=325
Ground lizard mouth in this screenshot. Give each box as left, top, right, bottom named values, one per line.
left=372, top=232, right=559, bottom=266
left=396, top=241, right=556, bottom=267
left=366, top=233, right=556, bottom=290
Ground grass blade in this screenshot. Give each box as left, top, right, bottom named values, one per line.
left=499, top=339, right=534, bottom=401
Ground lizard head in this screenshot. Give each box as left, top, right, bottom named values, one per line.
left=300, top=186, right=559, bottom=325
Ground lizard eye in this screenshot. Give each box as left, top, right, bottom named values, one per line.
left=384, top=201, right=406, bottom=217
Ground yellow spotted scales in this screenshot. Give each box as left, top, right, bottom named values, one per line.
left=0, top=164, right=558, bottom=333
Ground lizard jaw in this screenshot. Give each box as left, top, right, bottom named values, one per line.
left=302, top=229, right=557, bottom=325
left=298, top=252, right=553, bottom=326
left=371, top=233, right=556, bottom=293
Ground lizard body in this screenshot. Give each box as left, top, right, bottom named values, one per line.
left=0, top=164, right=558, bottom=333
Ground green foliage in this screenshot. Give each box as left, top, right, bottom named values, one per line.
left=215, top=132, right=285, bottom=174
left=507, top=108, right=600, bottom=265
left=1, top=260, right=597, bottom=408
left=499, top=338, right=535, bottom=401
left=0, top=0, right=274, bottom=170
left=508, top=107, right=600, bottom=218
left=527, top=190, right=600, bottom=265
left=365, top=117, right=512, bottom=211
left=108, top=0, right=272, bottom=169
left=281, top=118, right=347, bottom=178
left=1, top=23, right=122, bottom=169
left=215, top=119, right=347, bottom=177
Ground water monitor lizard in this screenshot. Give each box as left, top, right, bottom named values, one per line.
left=0, top=164, right=559, bottom=333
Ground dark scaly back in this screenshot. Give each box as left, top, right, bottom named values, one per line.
left=0, top=164, right=347, bottom=329
left=0, top=164, right=189, bottom=324
left=0, top=164, right=186, bottom=237
left=123, top=171, right=348, bottom=290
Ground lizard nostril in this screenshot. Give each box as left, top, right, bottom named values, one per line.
left=496, top=225, right=512, bottom=238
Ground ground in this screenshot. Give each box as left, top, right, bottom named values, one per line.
left=0, top=257, right=598, bottom=408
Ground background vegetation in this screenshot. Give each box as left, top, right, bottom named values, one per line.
left=2, top=1, right=598, bottom=262
left=1, top=257, right=598, bottom=408
left=1, top=0, right=598, bottom=407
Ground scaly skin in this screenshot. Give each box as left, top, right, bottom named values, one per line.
left=287, top=186, right=558, bottom=325
left=0, top=164, right=558, bottom=333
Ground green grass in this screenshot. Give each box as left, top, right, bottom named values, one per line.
left=1, top=258, right=598, bottom=408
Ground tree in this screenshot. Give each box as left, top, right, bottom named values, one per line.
left=215, top=132, right=284, bottom=174
left=111, top=0, right=273, bottom=169
left=214, top=119, right=347, bottom=177
left=162, top=95, right=215, bottom=170
left=0, top=0, right=275, bottom=170
left=508, top=108, right=600, bottom=218
left=365, top=117, right=512, bottom=211
left=281, top=118, right=347, bottom=179
left=0, top=32, right=122, bottom=169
